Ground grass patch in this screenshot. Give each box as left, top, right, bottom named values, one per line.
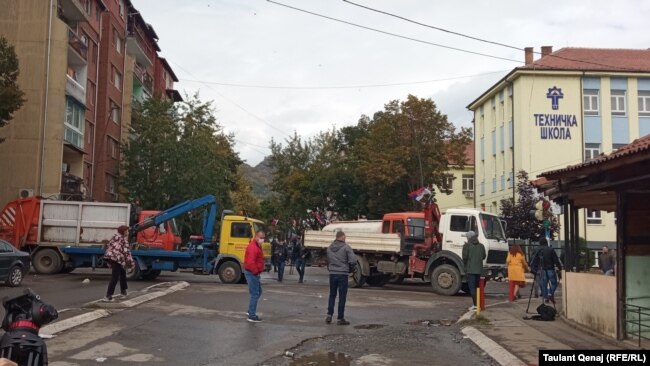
left=460, top=313, right=492, bottom=327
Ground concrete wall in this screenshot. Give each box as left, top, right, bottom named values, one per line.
left=563, top=271, right=617, bottom=338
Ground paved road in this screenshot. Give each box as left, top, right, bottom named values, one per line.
left=3, top=267, right=510, bottom=365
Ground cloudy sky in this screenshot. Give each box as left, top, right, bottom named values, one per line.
left=133, top=0, right=648, bottom=166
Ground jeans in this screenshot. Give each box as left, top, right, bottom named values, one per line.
left=277, top=258, right=286, bottom=281
left=539, top=269, right=558, bottom=299
left=328, top=274, right=349, bottom=319
left=106, top=259, right=127, bottom=297
left=466, top=274, right=481, bottom=306
left=295, top=258, right=306, bottom=282
left=244, top=270, right=262, bottom=317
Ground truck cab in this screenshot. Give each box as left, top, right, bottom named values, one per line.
left=136, top=210, right=182, bottom=251
left=213, top=214, right=271, bottom=284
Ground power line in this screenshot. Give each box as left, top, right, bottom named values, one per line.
left=266, top=0, right=522, bottom=64
left=170, top=61, right=293, bottom=138
left=179, top=70, right=509, bottom=90
left=344, top=0, right=645, bottom=72
left=234, top=138, right=271, bottom=150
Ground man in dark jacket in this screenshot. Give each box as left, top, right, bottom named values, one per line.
left=293, top=239, right=311, bottom=283
left=530, top=238, right=562, bottom=303
left=462, top=231, right=486, bottom=311
left=326, top=231, right=356, bottom=325
left=275, top=239, right=289, bottom=282
left=244, top=230, right=266, bottom=322
left=599, top=245, right=615, bottom=276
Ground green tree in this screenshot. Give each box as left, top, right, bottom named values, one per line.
left=356, top=95, right=472, bottom=217
left=121, top=95, right=241, bottom=212
left=230, top=171, right=260, bottom=217
left=499, top=170, right=560, bottom=240
left=0, top=36, right=26, bottom=142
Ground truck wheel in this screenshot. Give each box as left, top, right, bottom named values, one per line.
left=32, top=249, right=63, bottom=274
left=348, top=261, right=366, bottom=288
left=366, top=275, right=390, bottom=287
left=218, top=261, right=241, bottom=284
left=6, top=266, right=24, bottom=287
left=125, top=264, right=142, bottom=281
left=389, top=274, right=405, bottom=284
left=141, top=269, right=162, bottom=280
left=430, top=264, right=462, bottom=296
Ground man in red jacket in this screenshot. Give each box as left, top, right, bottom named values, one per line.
left=244, top=230, right=266, bottom=322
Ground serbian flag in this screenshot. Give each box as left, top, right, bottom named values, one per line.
left=408, top=187, right=431, bottom=202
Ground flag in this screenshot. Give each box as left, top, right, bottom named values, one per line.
left=408, top=187, right=431, bottom=202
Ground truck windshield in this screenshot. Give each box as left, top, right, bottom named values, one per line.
left=169, top=218, right=180, bottom=236
left=479, top=214, right=506, bottom=241
left=406, top=218, right=425, bottom=239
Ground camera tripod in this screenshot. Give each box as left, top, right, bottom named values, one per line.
left=0, top=327, right=49, bottom=366
left=525, top=254, right=557, bottom=314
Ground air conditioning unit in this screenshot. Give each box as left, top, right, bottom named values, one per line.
left=463, top=191, right=474, bottom=198
left=18, top=189, right=34, bottom=198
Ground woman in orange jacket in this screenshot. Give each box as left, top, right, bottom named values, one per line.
left=506, top=244, right=529, bottom=301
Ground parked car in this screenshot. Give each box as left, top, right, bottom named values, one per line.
left=0, top=239, right=31, bottom=287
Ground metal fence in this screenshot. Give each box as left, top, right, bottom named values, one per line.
left=624, top=300, right=650, bottom=347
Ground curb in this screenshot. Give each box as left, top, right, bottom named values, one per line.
left=462, top=326, right=526, bottom=366
left=39, top=281, right=189, bottom=336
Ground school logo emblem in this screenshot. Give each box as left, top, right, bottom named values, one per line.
left=546, top=86, right=563, bottom=110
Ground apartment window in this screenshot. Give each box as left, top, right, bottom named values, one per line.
left=480, top=181, right=485, bottom=196
left=462, top=174, right=474, bottom=192
left=587, top=209, right=602, bottom=225
left=508, top=121, right=513, bottom=148
left=611, top=90, right=626, bottom=116
left=441, top=175, right=454, bottom=193
left=91, top=41, right=98, bottom=64
left=96, top=5, right=101, bottom=21
left=64, top=97, right=85, bottom=149
left=491, top=130, right=496, bottom=156
left=491, top=96, right=496, bottom=108
left=87, top=81, right=95, bottom=106
left=118, top=0, right=125, bottom=18
left=508, top=171, right=514, bottom=188
left=110, top=101, right=121, bottom=124
left=499, top=90, right=504, bottom=102
left=105, top=174, right=116, bottom=194
left=113, top=28, right=122, bottom=54
left=107, top=137, right=119, bottom=159
left=480, top=138, right=485, bottom=161
left=492, top=178, right=497, bottom=193
left=86, top=122, right=93, bottom=145
left=584, top=143, right=601, bottom=161
left=84, top=0, right=91, bottom=15
left=583, top=89, right=599, bottom=116
left=112, top=67, right=122, bottom=90
left=612, top=143, right=626, bottom=152
left=480, top=105, right=484, bottom=117
left=638, top=90, right=650, bottom=117
left=500, top=175, right=505, bottom=191
left=499, top=126, right=504, bottom=152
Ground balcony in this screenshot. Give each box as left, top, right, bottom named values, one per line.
left=126, top=20, right=154, bottom=67
left=65, top=75, right=86, bottom=105
left=67, top=28, right=88, bottom=65
left=142, top=72, right=153, bottom=94
left=57, top=0, right=89, bottom=23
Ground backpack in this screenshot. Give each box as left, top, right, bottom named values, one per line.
left=532, top=304, right=557, bottom=321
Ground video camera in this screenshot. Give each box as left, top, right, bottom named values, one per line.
left=0, top=289, right=58, bottom=366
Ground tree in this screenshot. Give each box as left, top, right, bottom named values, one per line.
left=121, top=94, right=241, bottom=212
left=230, top=171, right=260, bottom=217
left=0, top=36, right=26, bottom=142
left=499, top=170, right=560, bottom=241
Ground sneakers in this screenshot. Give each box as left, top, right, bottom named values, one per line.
left=247, top=315, right=262, bottom=323
left=325, top=315, right=332, bottom=324
left=120, top=290, right=128, bottom=298
left=101, top=297, right=113, bottom=302
left=337, top=319, right=350, bottom=326
left=468, top=305, right=477, bottom=311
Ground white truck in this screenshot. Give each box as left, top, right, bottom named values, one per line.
left=304, top=207, right=509, bottom=296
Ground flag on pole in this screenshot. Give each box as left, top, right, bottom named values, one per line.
left=408, top=187, right=431, bottom=202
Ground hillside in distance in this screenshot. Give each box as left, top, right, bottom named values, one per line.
left=240, top=156, right=273, bottom=200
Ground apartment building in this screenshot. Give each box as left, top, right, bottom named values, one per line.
left=467, top=46, right=650, bottom=250
left=0, top=0, right=181, bottom=205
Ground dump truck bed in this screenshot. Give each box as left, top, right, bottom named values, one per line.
left=304, top=230, right=401, bottom=254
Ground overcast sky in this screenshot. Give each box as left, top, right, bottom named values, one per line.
left=133, top=0, right=649, bottom=166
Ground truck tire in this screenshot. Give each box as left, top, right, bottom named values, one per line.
left=218, top=261, right=242, bottom=284
left=32, top=249, right=63, bottom=274
left=430, top=264, right=462, bottom=296
left=348, top=260, right=366, bottom=288
left=125, top=264, right=142, bottom=281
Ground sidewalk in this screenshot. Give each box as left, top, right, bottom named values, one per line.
left=462, top=294, right=630, bottom=366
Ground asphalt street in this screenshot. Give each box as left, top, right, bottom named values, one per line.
left=2, top=267, right=509, bottom=365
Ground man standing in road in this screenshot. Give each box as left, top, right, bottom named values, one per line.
left=244, top=230, right=266, bottom=322
left=462, top=231, right=486, bottom=311
left=275, top=239, right=288, bottom=282
left=293, top=238, right=311, bottom=283
left=530, top=238, right=562, bottom=303
left=599, top=245, right=615, bottom=276
left=326, top=231, right=356, bottom=325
